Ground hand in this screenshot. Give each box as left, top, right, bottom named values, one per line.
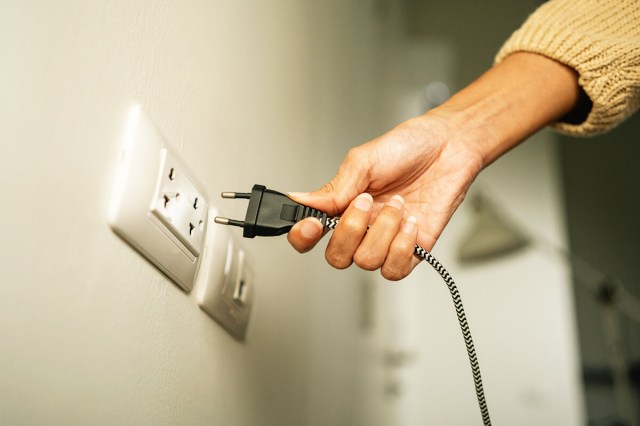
left=287, top=112, right=484, bottom=280
left=286, top=52, right=583, bottom=280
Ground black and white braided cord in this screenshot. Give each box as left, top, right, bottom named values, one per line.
left=325, top=217, right=491, bottom=426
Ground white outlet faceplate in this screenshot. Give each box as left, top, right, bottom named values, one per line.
left=108, top=105, right=208, bottom=291
left=197, top=209, right=254, bottom=341
left=150, top=148, right=207, bottom=258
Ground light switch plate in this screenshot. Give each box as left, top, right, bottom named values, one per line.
left=197, top=209, right=255, bottom=341
left=108, top=105, right=208, bottom=291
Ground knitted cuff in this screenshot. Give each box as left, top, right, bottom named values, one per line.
left=495, top=0, right=640, bottom=136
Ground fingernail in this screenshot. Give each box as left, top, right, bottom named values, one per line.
left=387, top=195, right=404, bottom=211
left=403, top=216, right=417, bottom=234
left=288, top=192, right=310, bottom=198
left=301, top=219, right=322, bottom=239
left=353, top=193, right=373, bottom=212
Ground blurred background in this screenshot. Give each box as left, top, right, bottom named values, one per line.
left=0, top=0, right=638, bottom=425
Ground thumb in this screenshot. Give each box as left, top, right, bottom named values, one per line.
left=289, top=149, right=371, bottom=216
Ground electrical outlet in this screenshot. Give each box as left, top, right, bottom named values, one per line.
left=197, top=208, right=254, bottom=341
left=150, top=148, right=207, bottom=258
left=108, top=105, right=208, bottom=291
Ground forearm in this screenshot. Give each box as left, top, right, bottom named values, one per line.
left=430, top=52, right=583, bottom=167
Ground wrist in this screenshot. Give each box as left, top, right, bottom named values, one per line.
left=423, top=102, right=495, bottom=168
left=424, top=52, right=582, bottom=168
left=427, top=91, right=514, bottom=168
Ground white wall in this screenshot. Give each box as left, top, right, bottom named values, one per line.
left=0, top=1, right=380, bottom=425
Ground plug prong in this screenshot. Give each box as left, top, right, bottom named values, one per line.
left=221, top=192, right=250, bottom=199
left=214, top=216, right=245, bottom=228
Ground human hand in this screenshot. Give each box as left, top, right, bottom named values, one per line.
left=287, top=112, right=484, bottom=280
left=286, top=52, right=583, bottom=280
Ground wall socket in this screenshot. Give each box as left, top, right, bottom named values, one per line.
left=150, top=148, right=207, bottom=259
left=108, top=105, right=208, bottom=291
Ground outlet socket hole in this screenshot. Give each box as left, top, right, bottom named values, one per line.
left=193, top=197, right=199, bottom=209
left=163, top=194, right=170, bottom=208
left=168, top=168, right=175, bottom=180
left=189, top=222, right=195, bottom=235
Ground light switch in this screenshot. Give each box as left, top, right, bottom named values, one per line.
left=196, top=208, right=254, bottom=341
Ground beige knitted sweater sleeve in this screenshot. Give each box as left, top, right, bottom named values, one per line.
left=496, top=0, right=640, bottom=136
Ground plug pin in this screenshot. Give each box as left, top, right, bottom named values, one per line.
left=214, top=216, right=245, bottom=228
left=221, top=192, right=251, bottom=199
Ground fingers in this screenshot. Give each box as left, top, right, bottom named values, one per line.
left=324, top=193, right=419, bottom=281
left=381, top=216, right=421, bottom=281
left=325, top=193, right=374, bottom=269
left=352, top=195, right=405, bottom=270
left=287, top=217, right=325, bottom=254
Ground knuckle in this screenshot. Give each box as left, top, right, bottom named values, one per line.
left=393, top=238, right=416, bottom=255
left=374, top=211, right=401, bottom=229
left=325, top=249, right=352, bottom=270
left=345, top=146, right=364, bottom=163
left=338, top=216, right=366, bottom=235
left=353, top=250, right=382, bottom=271
left=381, top=264, right=408, bottom=281
left=319, top=181, right=336, bottom=195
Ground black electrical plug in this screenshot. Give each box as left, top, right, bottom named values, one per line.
left=215, top=184, right=328, bottom=238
